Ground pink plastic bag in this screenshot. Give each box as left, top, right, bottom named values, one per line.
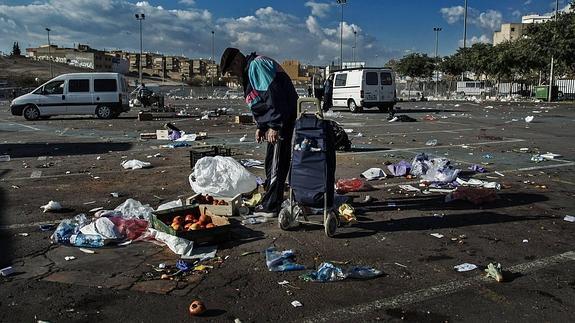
left=336, top=178, right=366, bottom=193
left=108, top=217, right=149, bottom=240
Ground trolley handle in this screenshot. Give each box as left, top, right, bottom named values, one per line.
left=297, top=97, right=323, bottom=118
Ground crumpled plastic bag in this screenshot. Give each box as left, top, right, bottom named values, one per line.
left=412, top=155, right=460, bottom=183
left=189, top=156, right=257, bottom=197
left=108, top=217, right=149, bottom=240
left=265, top=247, right=305, bottom=272
left=361, top=168, right=387, bottom=180
left=121, top=159, right=152, bottom=170
left=50, top=214, right=89, bottom=244
left=338, top=204, right=357, bottom=224
left=41, top=200, right=63, bottom=213
left=300, top=262, right=383, bottom=282
left=114, top=198, right=154, bottom=220
left=156, top=199, right=183, bottom=211
left=387, top=160, right=411, bottom=177
left=80, top=217, right=123, bottom=240
left=146, top=228, right=194, bottom=256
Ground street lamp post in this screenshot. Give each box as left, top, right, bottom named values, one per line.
left=135, top=13, right=145, bottom=86
left=337, top=0, right=346, bottom=69
left=548, top=0, right=559, bottom=103
left=434, top=27, right=442, bottom=97
left=462, top=0, right=468, bottom=81
left=211, top=30, right=214, bottom=88
left=45, top=28, right=53, bottom=78
left=352, top=29, right=357, bottom=63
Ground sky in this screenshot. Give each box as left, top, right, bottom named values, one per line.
left=0, top=0, right=570, bottom=66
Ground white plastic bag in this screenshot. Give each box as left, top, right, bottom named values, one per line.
left=147, top=228, right=194, bottom=256
left=80, top=217, right=123, bottom=240
left=189, top=156, right=257, bottom=197
left=114, top=198, right=154, bottom=220
left=156, top=199, right=183, bottom=211
left=121, top=159, right=152, bottom=170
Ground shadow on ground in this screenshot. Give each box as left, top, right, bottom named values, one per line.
left=0, top=142, right=132, bottom=158
left=0, top=185, right=11, bottom=268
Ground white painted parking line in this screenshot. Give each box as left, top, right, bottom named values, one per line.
left=302, top=251, right=575, bottom=323
left=30, top=170, right=42, bottom=178
left=0, top=219, right=62, bottom=231
left=3, top=121, right=41, bottom=131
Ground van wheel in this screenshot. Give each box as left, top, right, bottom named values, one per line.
left=23, top=105, right=40, bottom=121
left=348, top=99, right=362, bottom=113
left=96, top=105, right=113, bottom=119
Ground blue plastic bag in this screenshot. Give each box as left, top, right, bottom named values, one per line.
left=265, top=247, right=305, bottom=272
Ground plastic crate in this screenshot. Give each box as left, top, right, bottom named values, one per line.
left=189, top=146, right=232, bottom=168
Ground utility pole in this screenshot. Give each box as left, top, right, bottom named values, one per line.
left=434, top=27, right=442, bottom=97
left=352, top=28, right=357, bottom=63
left=548, top=0, right=559, bottom=102
left=45, top=28, right=53, bottom=78
left=135, top=13, right=145, bottom=86
left=211, top=30, right=214, bottom=88
left=337, top=0, right=346, bottom=69
left=462, top=0, right=468, bottom=81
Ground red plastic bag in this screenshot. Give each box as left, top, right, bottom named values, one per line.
left=108, top=217, right=149, bottom=240
left=336, top=178, right=366, bottom=193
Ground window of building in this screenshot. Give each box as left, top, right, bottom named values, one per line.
left=334, top=73, right=347, bottom=87
left=94, top=79, right=117, bottom=92
left=510, top=27, right=515, bottom=32
left=381, top=72, right=393, bottom=85
left=366, top=72, right=378, bottom=85
left=68, top=79, right=90, bottom=92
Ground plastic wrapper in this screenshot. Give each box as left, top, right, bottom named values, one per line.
left=265, top=247, right=305, bottom=272
left=335, top=178, right=366, bottom=193
left=387, top=160, right=411, bottom=177
left=300, top=262, right=383, bottom=282
left=114, top=198, right=154, bottom=220
left=189, top=156, right=257, bottom=197
left=50, top=214, right=89, bottom=244
left=80, top=217, right=123, bottom=240
left=121, top=159, right=152, bottom=170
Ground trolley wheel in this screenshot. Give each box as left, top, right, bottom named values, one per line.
left=278, top=207, right=294, bottom=231
left=324, top=211, right=338, bottom=237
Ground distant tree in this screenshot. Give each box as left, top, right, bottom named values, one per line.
left=440, top=54, right=465, bottom=97
left=11, top=42, right=21, bottom=56
left=396, top=53, right=435, bottom=96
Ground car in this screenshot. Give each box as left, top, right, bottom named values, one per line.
left=10, top=73, right=129, bottom=120
left=223, top=89, right=242, bottom=99
left=331, top=67, right=397, bottom=113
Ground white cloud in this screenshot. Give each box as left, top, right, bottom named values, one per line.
left=304, top=1, right=331, bottom=18
left=524, top=0, right=532, bottom=5
left=179, top=0, right=195, bottom=5
left=512, top=10, right=522, bottom=19
left=459, top=34, right=491, bottom=47
left=0, top=0, right=397, bottom=65
left=440, top=6, right=502, bottom=31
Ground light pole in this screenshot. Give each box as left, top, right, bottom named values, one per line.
left=135, top=13, right=145, bottom=86
left=352, top=28, right=357, bottom=63
left=548, top=0, right=559, bottom=102
left=434, top=27, right=442, bottom=97
left=462, top=0, right=468, bottom=81
left=211, top=30, right=214, bottom=87
left=337, top=0, right=346, bottom=69
left=45, top=28, right=53, bottom=78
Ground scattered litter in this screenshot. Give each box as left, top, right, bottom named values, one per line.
left=563, top=215, right=575, bottom=223
left=89, top=207, right=104, bottom=213
left=291, top=300, right=303, bottom=308
left=454, top=263, right=477, bottom=272
left=387, top=160, right=411, bottom=177
left=243, top=193, right=262, bottom=207
left=241, top=251, right=259, bottom=257
left=64, top=256, right=76, bottom=261
left=175, top=134, right=198, bottom=142
left=494, top=171, right=505, bottom=177
left=0, top=266, right=15, bottom=277
left=336, top=178, right=368, bottom=193
left=423, top=115, right=438, bottom=121
left=121, top=160, right=152, bottom=170
left=531, top=155, right=545, bottom=163
left=525, top=116, right=534, bottom=123
left=344, top=129, right=353, bottom=133
left=300, top=262, right=382, bottom=282
left=338, top=204, right=357, bottom=224
left=456, top=177, right=500, bottom=190
left=388, top=117, right=398, bottom=123
left=79, top=248, right=95, bottom=254
left=18, top=233, right=29, bottom=237
left=147, top=228, right=194, bottom=256
left=189, top=156, right=257, bottom=197
left=110, top=192, right=121, bottom=198
left=363, top=195, right=373, bottom=203
left=39, top=224, right=55, bottom=231
left=541, top=153, right=562, bottom=160
left=266, top=247, right=305, bottom=272
left=361, top=168, right=387, bottom=180
left=483, top=154, right=494, bottom=159
left=522, top=239, right=529, bottom=243
left=356, top=132, right=364, bottom=137
left=425, top=139, right=438, bottom=146
left=180, top=245, right=218, bottom=261
left=399, top=184, right=420, bottom=192
left=468, top=164, right=486, bottom=173
left=484, top=263, right=504, bottom=282
left=0, top=155, right=10, bottom=162
left=394, top=262, right=407, bottom=268
left=156, top=199, right=183, bottom=211
left=40, top=201, right=63, bottom=213
left=430, top=233, right=444, bottom=239
left=239, top=134, right=248, bottom=142
left=240, top=159, right=264, bottom=168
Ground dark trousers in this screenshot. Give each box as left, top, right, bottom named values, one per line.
left=261, top=127, right=293, bottom=212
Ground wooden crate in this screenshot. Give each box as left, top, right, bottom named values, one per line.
left=186, top=193, right=242, bottom=216
left=153, top=205, right=231, bottom=245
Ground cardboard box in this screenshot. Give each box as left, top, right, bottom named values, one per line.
left=140, top=132, right=157, bottom=140
left=235, top=115, right=253, bottom=124
left=186, top=194, right=242, bottom=216
left=156, top=129, right=170, bottom=140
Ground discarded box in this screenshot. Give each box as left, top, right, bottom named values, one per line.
left=140, top=132, right=157, bottom=140
left=138, top=112, right=154, bottom=121
left=153, top=205, right=231, bottom=245
left=189, top=146, right=232, bottom=168
left=186, top=193, right=242, bottom=217
left=0, top=266, right=14, bottom=277
left=235, top=115, right=253, bottom=124
left=156, top=129, right=170, bottom=140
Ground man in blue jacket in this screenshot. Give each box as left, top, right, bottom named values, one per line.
left=221, top=48, right=298, bottom=217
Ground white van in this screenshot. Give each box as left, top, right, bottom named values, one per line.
left=331, top=68, right=396, bottom=113
left=456, top=81, right=493, bottom=96
left=10, top=73, right=129, bottom=120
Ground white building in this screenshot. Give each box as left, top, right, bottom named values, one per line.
left=522, top=14, right=552, bottom=24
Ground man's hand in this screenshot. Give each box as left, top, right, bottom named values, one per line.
left=266, top=129, right=279, bottom=144
left=255, top=129, right=265, bottom=143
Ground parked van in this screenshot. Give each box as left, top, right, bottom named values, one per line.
left=10, top=73, right=129, bottom=120
left=456, top=81, right=493, bottom=96
left=331, top=68, right=396, bottom=113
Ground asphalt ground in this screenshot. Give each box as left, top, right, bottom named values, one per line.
left=1, top=98, right=574, bottom=322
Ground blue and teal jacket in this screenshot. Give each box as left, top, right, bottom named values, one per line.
left=242, top=53, right=298, bottom=131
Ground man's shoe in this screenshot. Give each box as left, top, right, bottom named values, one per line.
left=253, top=205, right=278, bottom=218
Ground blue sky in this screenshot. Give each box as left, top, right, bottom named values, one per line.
left=0, top=0, right=569, bottom=65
